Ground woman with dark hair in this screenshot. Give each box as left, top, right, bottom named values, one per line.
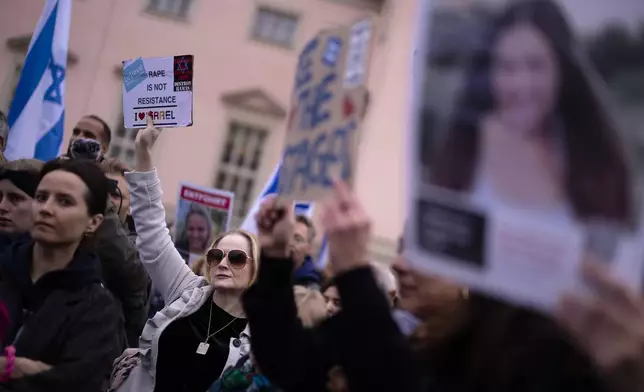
left=429, top=0, right=633, bottom=231
left=0, top=159, right=125, bottom=392
left=0, top=160, right=44, bottom=247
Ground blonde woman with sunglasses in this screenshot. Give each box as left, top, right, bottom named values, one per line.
left=109, top=117, right=260, bottom=392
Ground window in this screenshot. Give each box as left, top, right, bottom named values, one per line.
left=146, top=0, right=193, bottom=19
left=215, top=121, right=268, bottom=218
left=252, top=8, right=298, bottom=47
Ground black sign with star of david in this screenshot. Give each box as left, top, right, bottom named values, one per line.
left=173, top=55, right=193, bottom=92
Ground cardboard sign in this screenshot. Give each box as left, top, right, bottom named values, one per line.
left=405, top=0, right=644, bottom=311
left=122, top=55, right=194, bottom=128
left=278, top=20, right=373, bottom=201
left=174, top=182, right=234, bottom=266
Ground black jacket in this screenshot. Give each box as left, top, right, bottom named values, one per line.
left=0, top=211, right=150, bottom=349
left=243, top=256, right=419, bottom=392
left=94, top=211, right=150, bottom=348
left=0, top=237, right=126, bottom=392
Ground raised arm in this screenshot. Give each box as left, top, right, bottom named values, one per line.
left=243, top=255, right=330, bottom=392
left=126, top=117, right=202, bottom=303
left=243, top=196, right=330, bottom=392
left=321, top=182, right=420, bottom=392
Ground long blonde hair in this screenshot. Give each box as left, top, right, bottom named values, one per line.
left=201, top=230, right=261, bottom=285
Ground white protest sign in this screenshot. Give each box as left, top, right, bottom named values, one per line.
left=122, top=55, right=193, bottom=128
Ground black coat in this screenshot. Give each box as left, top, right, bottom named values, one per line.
left=243, top=256, right=420, bottom=392
left=95, top=212, right=150, bottom=348
left=0, top=237, right=126, bottom=392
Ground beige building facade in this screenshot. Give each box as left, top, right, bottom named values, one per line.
left=0, top=0, right=419, bottom=262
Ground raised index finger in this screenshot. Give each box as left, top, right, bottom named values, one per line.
left=332, top=180, right=354, bottom=208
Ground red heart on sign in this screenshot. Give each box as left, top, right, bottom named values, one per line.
left=138, top=112, right=145, bottom=120
left=343, top=95, right=355, bottom=118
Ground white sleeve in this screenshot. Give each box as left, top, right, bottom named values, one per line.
left=125, top=169, right=204, bottom=304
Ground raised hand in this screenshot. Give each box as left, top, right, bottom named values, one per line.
left=556, top=260, right=644, bottom=392
left=320, top=181, right=371, bottom=275
left=134, top=115, right=162, bottom=172
left=254, top=195, right=295, bottom=258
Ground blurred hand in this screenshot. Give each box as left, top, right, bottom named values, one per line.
left=134, top=116, right=162, bottom=172
left=14, top=357, right=52, bottom=378
left=254, top=195, right=294, bottom=258
left=556, top=260, right=644, bottom=392
left=321, top=181, right=371, bottom=275
left=0, top=357, right=52, bottom=379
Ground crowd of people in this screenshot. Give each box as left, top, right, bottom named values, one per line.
left=0, top=56, right=644, bottom=392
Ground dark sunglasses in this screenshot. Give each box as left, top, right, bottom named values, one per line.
left=206, top=248, right=249, bottom=269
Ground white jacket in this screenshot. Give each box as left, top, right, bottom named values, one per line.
left=108, top=169, right=251, bottom=392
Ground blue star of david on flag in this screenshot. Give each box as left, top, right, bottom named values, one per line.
left=6, top=0, right=71, bottom=161
left=44, top=58, right=65, bottom=105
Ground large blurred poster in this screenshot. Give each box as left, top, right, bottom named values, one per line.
left=174, top=182, right=234, bottom=266
left=406, top=0, right=644, bottom=310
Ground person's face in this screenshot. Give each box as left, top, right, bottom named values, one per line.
left=106, top=173, right=130, bottom=223
left=323, top=286, right=341, bottom=317
left=491, top=23, right=559, bottom=134
left=290, top=221, right=311, bottom=268
left=31, top=171, right=103, bottom=246
left=391, top=253, right=463, bottom=318
left=186, top=213, right=209, bottom=252
left=209, top=233, right=254, bottom=292
left=69, top=116, right=108, bottom=156
left=0, top=179, right=33, bottom=234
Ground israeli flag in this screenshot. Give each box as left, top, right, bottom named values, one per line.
left=240, top=162, right=329, bottom=267
left=6, top=0, right=71, bottom=161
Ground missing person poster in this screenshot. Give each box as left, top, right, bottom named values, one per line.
left=122, top=55, right=194, bottom=128
left=405, top=0, right=644, bottom=310
left=278, top=19, right=373, bottom=201
left=174, top=182, right=234, bottom=266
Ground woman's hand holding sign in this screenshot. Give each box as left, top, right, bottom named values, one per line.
left=134, top=115, right=162, bottom=172
left=557, top=260, right=644, bottom=392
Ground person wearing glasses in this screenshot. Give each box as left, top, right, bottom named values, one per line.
left=109, top=117, right=260, bottom=392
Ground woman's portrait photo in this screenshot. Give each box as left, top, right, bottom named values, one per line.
left=174, top=201, right=229, bottom=265
left=416, top=0, right=644, bottom=266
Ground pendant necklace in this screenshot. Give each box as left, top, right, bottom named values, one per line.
left=196, top=301, right=238, bottom=355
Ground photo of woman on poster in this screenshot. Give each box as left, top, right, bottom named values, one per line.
left=173, top=182, right=234, bottom=265
left=428, top=0, right=633, bottom=226
left=420, top=0, right=639, bottom=264
left=175, top=204, right=216, bottom=263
